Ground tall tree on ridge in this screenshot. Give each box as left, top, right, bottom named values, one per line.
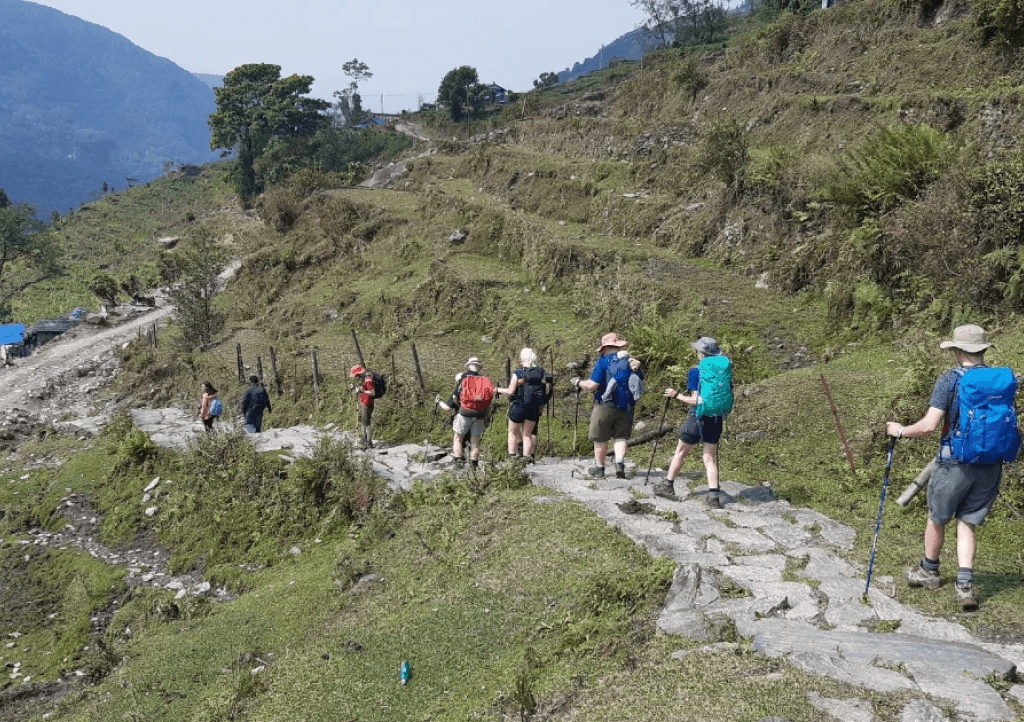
left=209, top=63, right=330, bottom=199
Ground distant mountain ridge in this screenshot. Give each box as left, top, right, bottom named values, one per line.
left=0, top=0, right=218, bottom=215
left=557, top=28, right=650, bottom=83
left=192, top=73, right=224, bottom=90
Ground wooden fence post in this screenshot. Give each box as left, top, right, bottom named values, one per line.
left=269, top=346, right=282, bottom=396
left=312, top=350, right=321, bottom=407
left=236, top=344, right=245, bottom=384
left=257, top=356, right=264, bottom=383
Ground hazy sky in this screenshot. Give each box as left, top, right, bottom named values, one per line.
left=31, top=0, right=649, bottom=113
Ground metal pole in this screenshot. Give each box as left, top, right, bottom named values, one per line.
left=864, top=437, right=897, bottom=598
left=646, top=397, right=672, bottom=482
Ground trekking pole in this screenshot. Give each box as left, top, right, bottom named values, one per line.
left=572, top=386, right=581, bottom=456
left=426, top=395, right=439, bottom=448
left=645, top=396, right=672, bottom=483
left=864, top=436, right=897, bottom=599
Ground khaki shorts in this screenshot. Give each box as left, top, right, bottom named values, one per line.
left=358, top=403, right=374, bottom=426
left=588, top=403, right=632, bottom=443
left=453, top=412, right=486, bottom=438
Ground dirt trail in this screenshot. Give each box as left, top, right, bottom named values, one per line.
left=0, top=305, right=172, bottom=413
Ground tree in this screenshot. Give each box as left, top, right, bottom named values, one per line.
left=162, top=232, right=227, bottom=349
left=333, top=59, right=374, bottom=127
left=0, top=202, right=60, bottom=319
left=533, top=72, right=560, bottom=89
left=437, top=66, right=480, bottom=122
left=632, top=0, right=727, bottom=47
left=209, top=63, right=330, bottom=199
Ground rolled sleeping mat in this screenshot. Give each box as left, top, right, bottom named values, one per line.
left=896, top=458, right=935, bottom=507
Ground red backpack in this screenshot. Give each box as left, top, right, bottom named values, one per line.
left=459, top=375, right=494, bottom=413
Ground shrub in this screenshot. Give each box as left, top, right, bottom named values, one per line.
left=973, top=0, right=1024, bottom=45
left=695, top=118, right=749, bottom=190
left=823, top=123, right=951, bottom=217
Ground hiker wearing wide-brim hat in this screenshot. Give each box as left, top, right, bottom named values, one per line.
left=596, top=332, right=628, bottom=354
left=571, top=332, right=644, bottom=480
left=436, top=356, right=495, bottom=469
left=938, top=324, right=994, bottom=353
left=885, top=323, right=1018, bottom=612
left=655, top=337, right=732, bottom=505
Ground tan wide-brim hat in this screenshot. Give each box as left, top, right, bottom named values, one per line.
left=596, top=332, right=628, bottom=353
left=464, top=356, right=483, bottom=369
left=939, top=325, right=993, bottom=353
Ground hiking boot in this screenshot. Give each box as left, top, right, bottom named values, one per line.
left=904, top=565, right=941, bottom=590
left=956, top=582, right=979, bottom=612
left=615, top=465, right=627, bottom=479
left=652, top=483, right=676, bottom=499
left=587, top=466, right=605, bottom=479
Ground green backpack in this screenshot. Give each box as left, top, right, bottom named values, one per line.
left=696, top=355, right=733, bottom=418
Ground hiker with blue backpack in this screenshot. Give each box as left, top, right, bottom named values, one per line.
left=570, top=332, right=645, bottom=479
left=496, top=347, right=551, bottom=464
left=652, top=337, right=734, bottom=506
left=885, top=325, right=1020, bottom=612
left=198, top=381, right=221, bottom=432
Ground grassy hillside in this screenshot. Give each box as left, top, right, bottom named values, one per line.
left=6, top=0, right=1024, bottom=719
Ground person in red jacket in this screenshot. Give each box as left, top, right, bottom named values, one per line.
left=350, top=365, right=375, bottom=448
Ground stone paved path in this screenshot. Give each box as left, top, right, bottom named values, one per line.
left=126, top=411, right=1024, bottom=721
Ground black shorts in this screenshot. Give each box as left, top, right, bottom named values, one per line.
left=508, top=402, right=542, bottom=424
left=678, top=412, right=722, bottom=445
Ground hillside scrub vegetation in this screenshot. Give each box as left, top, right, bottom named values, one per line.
left=9, top=0, right=1024, bottom=718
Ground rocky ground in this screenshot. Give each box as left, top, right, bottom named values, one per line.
left=3, top=304, right=1024, bottom=721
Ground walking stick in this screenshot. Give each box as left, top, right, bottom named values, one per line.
left=645, top=396, right=672, bottom=482
left=572, top=387, right=581, bottom=456
left=426, top=397, right=439, bottom=448
left=864, top=436, right=897, bottom=599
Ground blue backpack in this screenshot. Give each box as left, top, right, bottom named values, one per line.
left=600, top=353, right=644, bottom=409
left=949, top=367, right=1021, bottom=464
left=209, top=397, right=223, bottom=417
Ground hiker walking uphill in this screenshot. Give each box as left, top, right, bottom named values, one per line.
left=198, top=381, right=221, bottom=432
left=241, top=375, right=272, bottom=433
left=495, top=347, right=551, bottom=463
left=653, top=337, right=733, bottom=506
left=350, top=365, right=384, bottom=449
left=435, top=357, right=494, bottom=469
left=570, top=332, right=645, bottom=479
left=885, top=325, right=1020, bottom=612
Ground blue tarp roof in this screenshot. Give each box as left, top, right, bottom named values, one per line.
left=0, top=324, right=25, bottom=346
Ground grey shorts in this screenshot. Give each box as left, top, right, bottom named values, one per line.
left=358, top=403, right=374, bottom=426
left=588, top=403, right=632, bottom=443
left=453, top=412, right=486, bottom=438
left=927, top=461, right=1002, bottom=526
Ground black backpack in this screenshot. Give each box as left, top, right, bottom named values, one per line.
left=520, top=367, right=547, bottom=409
left=369, top=371, right=387, bottom=399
